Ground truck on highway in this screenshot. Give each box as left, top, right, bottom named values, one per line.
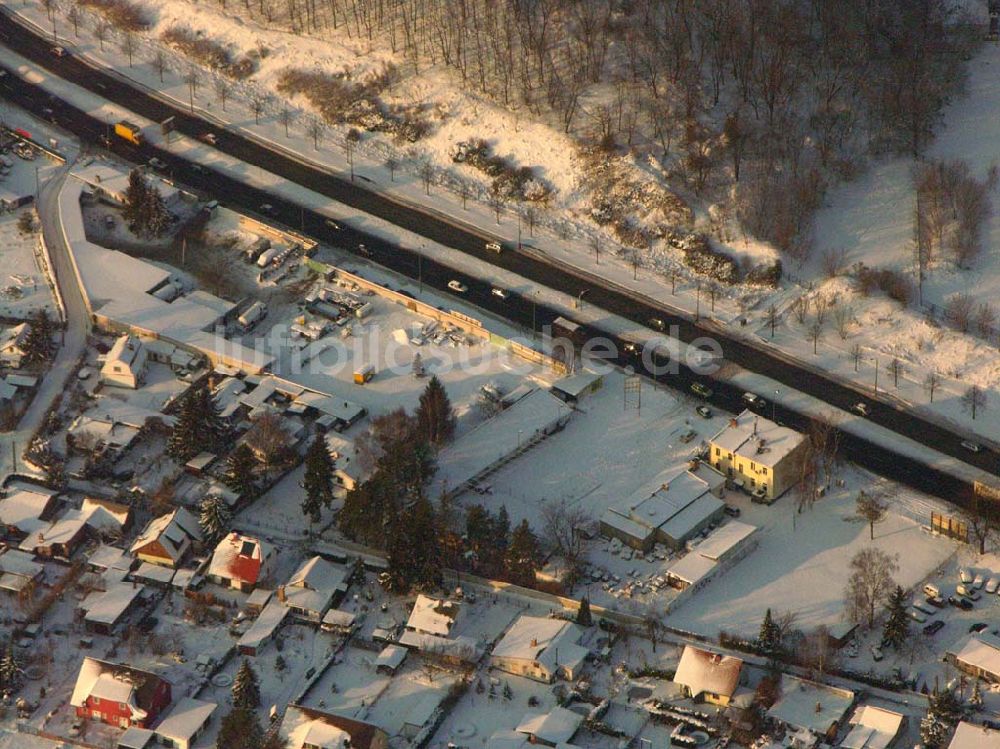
left=114, top=120, right=143, bottom=146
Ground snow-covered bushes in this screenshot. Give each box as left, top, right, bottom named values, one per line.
left=852, top=264, right=914, bottom=305
left=451, top=139, right=552, bottom=202
left=161, top=27, right=258, bottom=79
left=78, top=0, right=148, bottom=31
left=667, top=232, right=738, bottom=284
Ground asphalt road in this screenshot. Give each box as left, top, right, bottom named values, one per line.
left=0, top=18, right=983, bottom=503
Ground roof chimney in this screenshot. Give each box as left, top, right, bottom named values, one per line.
left=530, top=638, right=538, bottom=647
left=277, top=585, right=286, bottom=602
left=729, top=417, right=738, bottom=428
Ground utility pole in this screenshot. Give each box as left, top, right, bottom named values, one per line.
left=874, top=358, right=879, bottom=394
left=695, top=282, right=701, bottom=321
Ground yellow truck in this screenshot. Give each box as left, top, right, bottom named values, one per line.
left=353, top=364, right=375, bottom=385
left=114, top=120, right=143, bottom=146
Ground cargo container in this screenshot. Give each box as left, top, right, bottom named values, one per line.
left=238, top=301, right=267, bottom=329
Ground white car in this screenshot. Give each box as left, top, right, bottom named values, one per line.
left=961, top=440, right=982, bottom=453
left=447, top=280, right=468, bottom=293
left=491, top=287, right=509, bottom=300
left=909, top=609, right=927, bottom=623
left=986, top=577, right=999, bottom=594
left=853, top=403, right=870, bottom=417
left=974, top=573, right=986, bottom=589
left=960, top=567, right=974, bottom=584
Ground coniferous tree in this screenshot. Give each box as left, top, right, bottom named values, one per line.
left=21, top=309, right=54, bottom=365
left=122, top=169, right=149, bottom=231
left=576, top=596, right=593, bottom=627
left=216, top=707, right=264, bottom=749
left=168, top=384, right=227, bottom=461
left=970, top=679, right=984, bottom=711
left=0, top=644, right=20, bottom=690
left=881, top=585, right=910, bottom=650
left=758, top=608, right=781, bottom=654
left=302, top=435, right=335, bottom=524
left=506, top=518, right=541, bottom=587
left=143, top=184, right=171, bottom=237
left=386, top=494, right=440, bottom=592
left=928, top=687, right=963, bottom=725
left=416, top=376, right=456, bottom=445
left=199, top=495, right=231, bottom=545
left=224, top=444, right=257, bottom=498
left=920, top=713, right=948, bottom=749
left=232, top=659, right=261, bottom=710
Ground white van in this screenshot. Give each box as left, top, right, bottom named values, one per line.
left=924, top=583, right=941, bottom=598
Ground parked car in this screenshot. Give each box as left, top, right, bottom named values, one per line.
left=853, top=402, right=870, bottom=417
left=648, top=317, right=666, bottom=332
left=913, top=601, right=935, bottom=615
left=926, top=594, right=945, bottom=608
left=51, top=46, right=68, bottom=58
left=961, top=440, right=982, bottom=453
left=148, top=157, right=167, bottom=172
left=960, top=567, right=974, bottom=584
left=924, top=583, right=941, bottom=598
left=970, top=622, right=989, bottom=633
left=924, top=620, right=945, bottom=636
left=987, top=577, right=999, bottom=594
left=870, top=644, right=884, bottom=661
left=696, top=405, right=712, bottom=419
left=723, top=505, right=741, bottom=518
left=491, top=287, right=509, bottom=300
left=679, top=429, right=697, bottom=444
left=690, top=382, right=712, bottom=399
left=448, top=280, right=468, bottom=293
left=909, top=609, right=927, bottom=623
left=949, top=596, right=974, bottom=610
left=958, top=584, right=982, bottom=601
left=974, top=573, right=985, bottom=589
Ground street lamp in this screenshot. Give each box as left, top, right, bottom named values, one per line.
left=577, top=289, right=589, bottom=310
left=773, top=390, right=778, bottom=422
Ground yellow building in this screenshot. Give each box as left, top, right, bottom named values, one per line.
left=707, top=410, right=806, bottom=502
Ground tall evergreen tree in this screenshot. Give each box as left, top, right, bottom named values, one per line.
left=970, top=679, right=984, bottom=711
left=143, top=184, right=171, bottom=237
left=506, top=518, right=541, bottom=587
left=919, top=713, right=947, bottom=749
left=224, top=444, right=257, bottom=498
left=21, top=309, right=54, bottom=365
left=758, top=608, right=781, bottom=654
left=302, top=435, right=335, bottom=524
left=199, top=495, right=231, bottom=545
left=0, top=644, right=20, bottom=690
left=576, top=596, right=593, bottom=626
left=232, top=659, right=261, bottom=710
left=881, top=585, right=910, bottom=650
left=387, top=494, right=440, bottom=592
left=168, top=384, right=227, bottom=461
left=416, top=376, right=456, bottom=445
left=216, top=706, right=264, bottom=749
left=122, top=169, right=150, bottom=231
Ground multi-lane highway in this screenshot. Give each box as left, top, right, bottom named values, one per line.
left=0, top=10, right=987, bottom=502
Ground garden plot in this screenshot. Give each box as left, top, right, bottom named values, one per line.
left=300, top=645, right=392, bottom=717
left=0, top=209, right=55, bottom=322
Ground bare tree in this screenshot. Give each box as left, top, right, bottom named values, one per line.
left=120, top=30, right=137, bottom=67
left=184, top=68, right=201, bottom=113
left=807, top=320, right=822, bottom=354
left=834, top=303, right=852, bottom=340
left=765, top=304, right=779, bottom=339
left=93, top=21, right=110, bottom=51
left=945, top=292, right=975, bottom=332
left=244, top=412, right=291, bottom=470
left=975, top=303, right=996, bottom=339
left=306, top=117, right=325, bottom=150
left=855, top=490, right=888, bottom=540
left=963, top=384, right=987, bottom=420
left=850, top=343, right=863, bottom=372
left=151, top=50, right=169, bottom=83
left=888, top=357, right=903, bottom=388
left=214, top=77, right=232, bottom=111
left=385, top=157, right=399, bottom=182
left=793, top=296, right=809, bottom=325
left=487, top=189, right=506, bottom=224
left=278, top=105, right=297, bottom=138
left=418, top=161, right=434, bottom=195
left=963, top=490, right=1000, bottom=555
left=67, top=5, right=81, bottom=36
left=540, top=500, right=590, bottom=568
left=249, top=92, right=270, bottom=125
left=924, top=371, right=941, bottom=403
left=590, top=236, right=601, bottom=265
left=845, top=548, right=899, bottom=629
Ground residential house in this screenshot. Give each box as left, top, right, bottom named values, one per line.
left=665, top=521, right=759, bottom=592
left=840, top=705, right=906, bottom=749
left=600, top=460, right=727, bottom=551
left=767, top=675, right=855, bottom=741
left=278, top=556, right=350, bottom=622
left=400, top=692, right=442, bottom=740
left=406, top=595, right=459, bottom=636
left=0, top=485, right=58, bottom=540
left=321, top=608, right=357, bottom=635
left=130, top=507, right=202, bottom=568
left=0, top=547, right=43, bottom=599
left=515, top=707, right=584, bottom=747
left=949, top=632, right=1000, bottom=682
left=19, top=516, right=89, bottom=558
left=207, top=532, right=273, bottom=592
left=707, top=410, right=807, bottom=501
left=79, top=581, right=145, bottom=635
left=398, top=594, right=479, bottom=663
left=71, top=657, right=171, bottom=729
left=948, top=722, right=1000, bottom=749
left=491, top=615, right=588, bottom=683
left=79, top=497, right=133, bottom=536
left=374, top=645, right=408, bottom=675
left=67, top=414, right=142, bottom=458
left=154, top=697, right=217, bottom=749
left=0, top=323, right=29, bottom=368
left=238, top=598, right=289, bottom=656
left=279, top=704, right=390, bottom=749
left=673, top=645, right=745, bottom=706
left=101, top=335, right=148, bottom=389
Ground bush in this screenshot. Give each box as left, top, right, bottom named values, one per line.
left=78, top=0, right=148, bottom=31
left=745, top=260, right=783, bottom=287
left=161, top=27, right=257, bottom=79
left=452, top=139, right=551, bottom=202
left=668, top=232, right=738, bottom=284
left=853, top=264, right=913, bottom=305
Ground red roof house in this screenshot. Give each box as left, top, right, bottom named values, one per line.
left=207, top=532, right=272, bottom=592
left=71, top=657, right=171, bottom=729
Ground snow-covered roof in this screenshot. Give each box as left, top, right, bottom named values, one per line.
left=406, top=594, right=460, bottom=636
left=841, top=706, right=904, bottom=749
left=550, top=370, right=603, bottom=399
left=134, top=562, right=176, bottom=585
left=118, top=726, right=155, bottom=749
left=666, top=552, right=717, bottom=586
left=693, top=521, right=757, bottom=560
left=238, top=598, right=289, bottom=651
left=80, top=497, right=131, bottom=530
left=208, top=532, right=272, bottom=586
left=130, top=507, right=201, bottom=564
left=493, top=616, right=586, bottom=675
left=246, top=588, right=272, bottom=609
left=18, top=516, right=87, bottom=553
left=768, top=675, right=854, bottom=734
left=0, top=487, right=56, bottom=534
left=397, top=630, right=480, bottom=661
left=674, top=645, right=743, bottom=699
left=486, top=730, right=530, bottom=749
left=5, top=373, right=38, bottom=389
left=0, top=548, right=43, bottom=579
left=321, top=608, right=356, bottom=630
left=374, top=644, right=408, bottom=672
left=80, top=581, right=143, bottom=626
left=949, top=722, right=1000, bottom=749
left=87, top=544, right=132, bottom=572
left=70, top=657, right=165, bottom=723
left=155, top=697, right=216, bottom=742
left=709, top=410, right=804, bottom=466
left=282, top=556, right=349, bottom=615
left=951, top=632, right=1000, bottom=678
left=281, top=705, right=366, bottom=749
left=516, top=707, right=584, bottom=746
left=101, top=334, right=147, bottom=376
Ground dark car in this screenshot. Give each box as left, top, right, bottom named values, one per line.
left=924, top=620, right=945, bottom=636
left=970, top=622, right=989, bottom=633
left=648, top=317, right=666, bottom=332
left=926, top=595, right=945, bottom=608
left=723, top=505, right=741, bottom=518
left=948, top=596, right=974, bottom=610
